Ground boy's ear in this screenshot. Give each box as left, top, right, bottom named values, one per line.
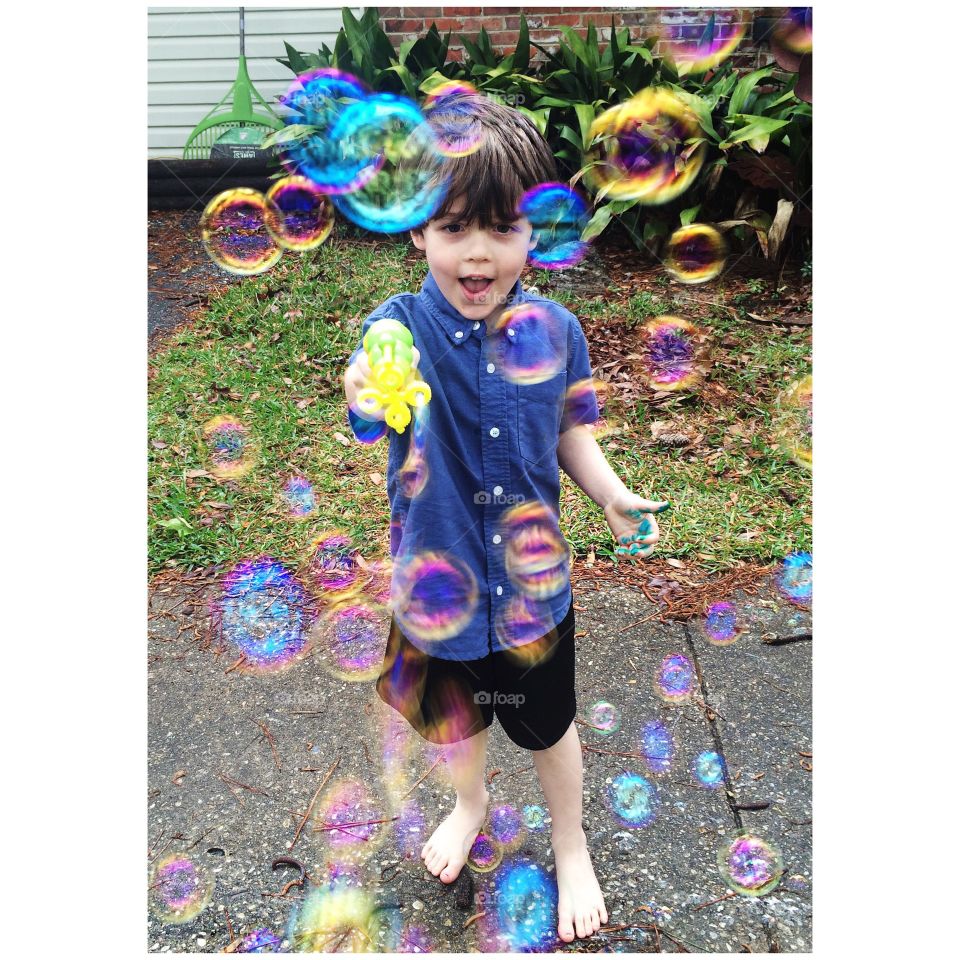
left=410, top=227, right=425, bottom=250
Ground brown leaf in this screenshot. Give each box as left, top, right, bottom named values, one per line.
left=282, top=377, right=293, bottom=387
left=369, top=472, right=383, bottom=485
left=151, top=440, right=168, bottom=450
left=185, top=469, right=209, bottom=479
left=727, top=153, right=796, bottom=192
left=249, top=392, right=261, bottom=402
left=666, top=558, right=684, bottom=569
left=296, top=397, right=315, bottom=410
left=172, top=770, right=188, bottom=786
left=333, top=432, right=353, bottom=447
left=207, top=501, right=232, bottom=511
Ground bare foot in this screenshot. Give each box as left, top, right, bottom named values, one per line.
left=553, top=828, right=608, bottom=942
left=421, top=790, right=489, bottom=884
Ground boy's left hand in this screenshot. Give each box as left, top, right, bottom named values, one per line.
left=603, top=493, right=671, bottom=559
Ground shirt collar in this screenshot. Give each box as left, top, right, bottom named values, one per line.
left=420, top=270, right=525, bottom=346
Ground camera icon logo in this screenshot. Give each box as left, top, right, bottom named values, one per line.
left=474, top=690, right=492, bottom=705
left=473, top=491, right=491, bottom=505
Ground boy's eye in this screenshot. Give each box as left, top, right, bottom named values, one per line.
left=442, top=223, right=516, bottom=235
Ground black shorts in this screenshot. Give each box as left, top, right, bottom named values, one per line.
left=376, top=602, right=576, bottom=750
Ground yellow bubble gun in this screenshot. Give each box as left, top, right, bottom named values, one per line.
left=356, top=318, right=432, bottom=434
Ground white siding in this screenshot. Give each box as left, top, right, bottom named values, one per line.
left=148, top=6, right=364, bottom=158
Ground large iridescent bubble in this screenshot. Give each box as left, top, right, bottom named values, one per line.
left=286, top=874, right=374, bottom=952
left=282, top=475, right=317, bottom=517
left=501, top=501, right=570, bottom=601
left=422, top=80, right=486, bottom=157
left=585, top=88, right=705, bottom=206
left=639, top=316, right=708, bottom=392
left=217, top=558, right=312, bottom=672
left=148, top=852, right=214, bottom=925
left=494, top=594, right=559, bottom=665
left=315, top=777, right=386, bottom=858
left=492, top=860, right=557, bottom=952
left=718, top=833, right=784, bottom=896
left=489, top=803, right=526, bottom=853
left=200, top=188, right=284, bottom=275
left=655, top=652, right=695, bottom=704
left=661, top=12, right=746, bottom=74
left=518, top=183, right=591, bottom=269
left=561, top=376, right=602, bottom=431
left=278, top=68, right=379, bottom=195
left=485, top=303, right=566, bottom=385
left=329, top=93, right=451, bottom=233
left=606, top=771, right=658, bottom=828
left=391, top=550, right=479, bottom=643
left=701, top=601, right=740, bottom=646
left=665, top=224, right=727, bottom=284
left=774, top=7, right=813, bottom=54
left=304, top=530, right=361, bottom=598
left=264, top=175, right=335, bottom=251
left=311, top=598, right=390, bottom=682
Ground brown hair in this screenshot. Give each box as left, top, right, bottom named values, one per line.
left=411, top=93, right=558, bottom=232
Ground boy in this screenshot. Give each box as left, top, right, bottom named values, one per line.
left=342, top=95, right=668, bottom=943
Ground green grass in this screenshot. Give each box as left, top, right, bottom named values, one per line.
left=148, top=235, right=811, bottom=575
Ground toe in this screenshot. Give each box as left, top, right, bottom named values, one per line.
left=600, top=904, right=609, bottom=925
left=574, top=913, right=586, bottom=939
left=440, top=864, right=460, bottom=884
left=557, top=920, right=575, bottom=943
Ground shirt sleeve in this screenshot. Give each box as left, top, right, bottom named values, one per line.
left=560, top=312, right=600, bottom=432
left=345, top=303, right=406, bottom=445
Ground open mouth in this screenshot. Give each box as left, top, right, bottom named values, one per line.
left=459, top=276, right=493, bottom=298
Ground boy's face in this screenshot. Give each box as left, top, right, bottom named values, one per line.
left=410, top=200, right=538, bottom=325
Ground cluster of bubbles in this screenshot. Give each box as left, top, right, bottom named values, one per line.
left=588, top=699, right=621, bottom=734
left=148, top=852, right=214, bottom=925
left=585, top=88, right=706, bottom=206
left=200, top=177, right=334, bottom=275
left=665, top=224, right=727, bottom=284
left=606, top=771, right=658, bottom=828
left=202, top=415, right=257, bottom=480
left=717, top=833, right=784, bottom=896
left=216, top=557, right=313, bottom=672
left=778, top=550, right=812, bottom=605
left=639, top=316, right=709, bottom=392
left=660, top=11, right=746, bottom=74
left=774, top=374, right=812, bottom=470
left=655, top=652, right=696, bottom=703
left=701, top=600, right=740, bottom=646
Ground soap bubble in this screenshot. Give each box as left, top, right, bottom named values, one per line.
left=391, top=550, right=479, bottom=643
left=394, top=798, right=426, bottom=861
left=501, top=501, right=570, bottom=601
left=489, top=804, right=525, bottom=852
left=282, top=475, right=316, bottom=517
left=148, top=852, right=214, bottom=924
left=467, top=831, right=502, bottom=872
left=640, top=719, right=674, bottom=774
left=239, top=928, right=282, bottom=952
left=304, top=530, right=361, bottom=597
left=718, top=833, right=783, bottom=896
left=701, top=601, right=740, bottom=646
left=655, top=653, right=695, bottom=704
left=315, top=778, right=386, bottom=857
left=606, top=771, right=657, bottom=828
left=522, top=804, right=549, bottom=832
left=422, top=81, right=486, bottom=157
left=217, top=558, right=312, bottom=672
left=774, top=374, right=812, bottom=470
left=200, top=188, right=284, bottom=275
left=588, top=700, right=621, bottom=734
left=774, top=7, right=812, bottom=54
left=287, top=874, right=375, bottom=952
left=264, top=175, right=335, bottom=251
left=311, top=598, right=390, bottom=682
left=662, top=13, right=746, bottom=74
left=585, top=89, right=705, bottom=206
left=777, top=551, right=812, bottom=604
left=665, top=224, right=727, bottom=283
left=561, top=377, right=602, bottom=431
left=518, top=182, right=591, bottom=269
left=640, top=316, right=708, bottom=392
left=493, top=861, right=557, bottom=952
left=485, top=303, right=566, bottom=385
left=202, top=415, right=257, bottom=480
left=278, top=68, right=378, bottom=194
left=329, top=93, right=451, bottom=233
left=494, top=594, right=560, bottom=666
left=693, top=749, right=726, bottom=788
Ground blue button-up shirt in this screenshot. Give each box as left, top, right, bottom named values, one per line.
left=347, top=270, right=598, bottom=660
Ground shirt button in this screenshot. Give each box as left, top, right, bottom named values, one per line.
left=486, top=363, right=495, bottom=374
left=473, top=321, right=480, bottom=329
left=496, top=586, right=503, bottom=596
left=507, top=328, right=516, bottom=337
left=489, top=427, right=500, bottom=438
left=493, top=485, right=503, bottom=496
left=492, top=534, right=502, bottom=544
left=455, top=330, right=464, bottom=339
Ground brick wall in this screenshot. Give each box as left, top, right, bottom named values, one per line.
left=377, top=6, right=773, bottom=68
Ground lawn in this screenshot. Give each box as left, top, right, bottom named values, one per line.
left=148, top=227, right=811, bottom=576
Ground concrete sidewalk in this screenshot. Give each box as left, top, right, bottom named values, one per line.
left=147, top=574, right=811, bottom=953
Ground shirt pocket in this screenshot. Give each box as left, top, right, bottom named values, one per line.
left=516, top=379, right=564, bottom=466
